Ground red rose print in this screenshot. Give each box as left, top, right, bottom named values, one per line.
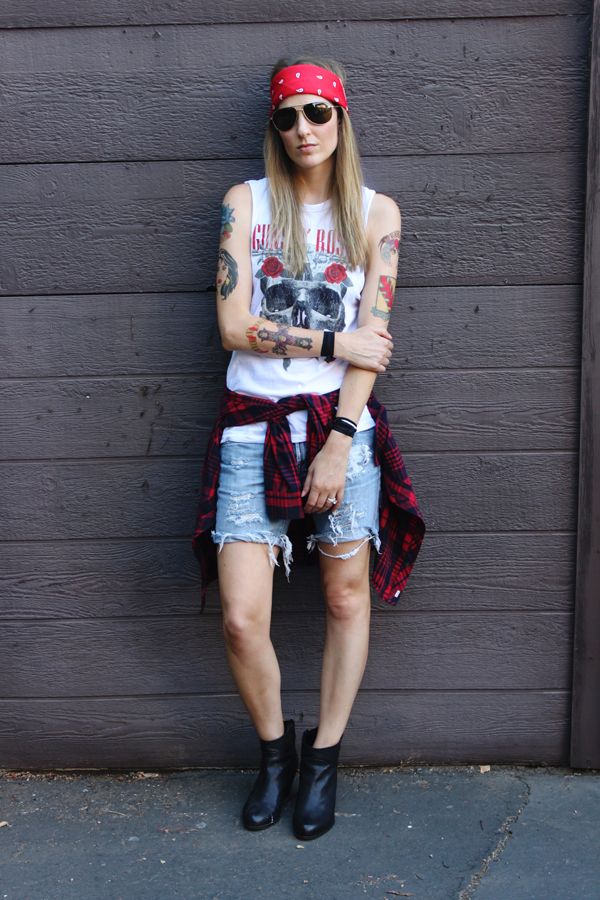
left=261, top=256, right=284, bottom=278
left=324, top=263, right=347, bottom=284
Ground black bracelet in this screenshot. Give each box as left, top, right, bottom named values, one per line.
left=320, top=330, right=335, bottom=362
left=331, top=416, right=357, bottom=438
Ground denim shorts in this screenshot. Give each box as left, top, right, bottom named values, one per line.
left=212, top=426, right=381, bottom=578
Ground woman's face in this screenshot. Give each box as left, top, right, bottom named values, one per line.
left=274, top=93, right=339, bottom=170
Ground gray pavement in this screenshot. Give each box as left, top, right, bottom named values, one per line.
left=1, top=765, right=599, bottom=900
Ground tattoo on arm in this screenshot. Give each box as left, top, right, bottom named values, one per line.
left=378, top=230, right=401, bottom=265
left=220, top=203, right=235, bottom=241
left=370, top=275, right=396, bottom=321
left=245, top=321, right=313, bottom=356
left=216, top=248, right=238, bottom=300
left=245, top=323, right=269, bottom=353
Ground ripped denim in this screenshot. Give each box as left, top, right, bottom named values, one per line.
left=212, top=426, right=381, bottom=578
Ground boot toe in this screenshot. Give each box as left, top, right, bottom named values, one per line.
left=293, top=815, right=335, bottom=840
left=243, top=804, right=278, bottom=830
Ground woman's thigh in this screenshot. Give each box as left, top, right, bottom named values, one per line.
left=213, top=440, right=293, bottom=605
left=307, top=427, right=380, bottom=607
left=308, top=427, right=381, bottom=560
left=216, top=541, right=280, bottom=628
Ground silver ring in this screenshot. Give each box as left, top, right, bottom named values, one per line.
left=326, top=496, right=337, bottom=504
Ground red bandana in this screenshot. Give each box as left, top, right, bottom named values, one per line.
left=269, top=63, right=349, bottom=116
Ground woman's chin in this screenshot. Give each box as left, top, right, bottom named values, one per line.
left=292, top=152, right=332, bottom=170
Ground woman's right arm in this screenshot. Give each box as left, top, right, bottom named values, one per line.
left=215, top=183, right=394, bottom=374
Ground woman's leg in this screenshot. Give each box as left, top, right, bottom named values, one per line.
left=217, top=540, right=287, bottom=741
left=313, top=537, right=372, bottom=748
left=291, top=536, right=371, bottom=841
left=305, top=426, right=381, bottom=748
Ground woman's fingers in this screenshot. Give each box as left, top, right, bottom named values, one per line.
left=304, top=487, right=323, bottom=513
left=344, top=327, right=394, bottom=370
left=306, top=488, right=330, bottom=513
left=301, top=468, right=313, bottom=497
left=304, top=484, right=345, bottom=514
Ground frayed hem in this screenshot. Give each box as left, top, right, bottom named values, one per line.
left=211, top=530, right=293, bottom=580
left=306, top=528, right=381, bottom=560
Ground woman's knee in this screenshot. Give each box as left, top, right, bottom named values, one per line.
left=217, top=541, right=278, bottom=646
left=320, top=543, right=371, bottom=620
left=221, top=604, right=267, bottom=649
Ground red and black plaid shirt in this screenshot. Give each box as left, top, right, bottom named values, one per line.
left=191, top=386, right=425, bottom=612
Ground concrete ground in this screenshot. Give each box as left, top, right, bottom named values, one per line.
left=1, top=765, right=599, bottom=900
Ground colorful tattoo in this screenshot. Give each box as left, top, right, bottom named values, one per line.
left=216, top=248, right=238, bottom=300
left=370, top=275, right=396, bottom=321
left=245, top=323, right=269, bottom=353
left=245, top=321, right=313, bottom=356
left=220, top=203, right=235, bottom=241
left=378, top=230, right=401, bottom=265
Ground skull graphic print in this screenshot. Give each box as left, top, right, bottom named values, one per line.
left=261, top=279, right=345, bottom=330
left=256, top=250, right=352, bottom=368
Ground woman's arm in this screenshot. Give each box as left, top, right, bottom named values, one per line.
left=302, top=193, right=402, bottom=513
left=215, top=183, right=393, bottom=373
left=334, top=194, right=401, bottom=423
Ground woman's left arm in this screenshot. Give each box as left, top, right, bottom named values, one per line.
left=302, top=194, right=402, bottom=513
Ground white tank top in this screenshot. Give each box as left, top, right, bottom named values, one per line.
left=221, top=176, right=377, bottom=443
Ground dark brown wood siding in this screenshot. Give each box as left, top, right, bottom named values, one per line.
left=571, top=0, right=600, bottom=769
left=0, top=2, right=593, bottom=769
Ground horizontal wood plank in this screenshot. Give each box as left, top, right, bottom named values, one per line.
left=0, top=691, right=570, bottom=768
left=0, top=153, right=586, bottom=295
left=0, top=613, right=573, bottom=697
left=0, top=532, right=575, bottom=619
left=0, top=451, right=578, bottom=539
left=0, top=285, right=581, bottom=377
left=0, top=368, right=579, bottom=457
left=0, top=17, right=589, bottom=162
left=0, top=0, right=589, bottom=29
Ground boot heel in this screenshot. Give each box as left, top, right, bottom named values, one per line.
left=242, top=718, right=298, bottom=831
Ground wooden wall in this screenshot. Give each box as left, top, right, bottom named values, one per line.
left=0, top=1, right=592, bottom=769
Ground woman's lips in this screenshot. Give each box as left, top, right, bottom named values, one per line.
left=298, top=144, right=317, bottom=153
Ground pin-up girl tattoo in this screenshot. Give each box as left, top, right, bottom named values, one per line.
left=217, top=248, right=238, bottom=300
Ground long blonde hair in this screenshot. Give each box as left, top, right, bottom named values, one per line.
left=263, top=55, right=369, bottom=278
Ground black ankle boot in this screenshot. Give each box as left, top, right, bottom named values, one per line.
left=293, top=726, right=343, bottom=840
left=242, top=718, right=298, bottom=830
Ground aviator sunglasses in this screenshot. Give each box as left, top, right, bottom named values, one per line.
left=270, top=100, right=337, bottom=132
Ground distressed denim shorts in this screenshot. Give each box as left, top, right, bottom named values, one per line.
left=212, top=426, right=381, bottom=578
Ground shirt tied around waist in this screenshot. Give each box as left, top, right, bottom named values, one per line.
left=192, top=386, right=425, bottom=612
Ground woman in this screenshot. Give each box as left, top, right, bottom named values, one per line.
left=192, top=55, right=425, bottom=841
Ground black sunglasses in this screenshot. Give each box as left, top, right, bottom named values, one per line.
left=271, top=101, right=337, bottom=132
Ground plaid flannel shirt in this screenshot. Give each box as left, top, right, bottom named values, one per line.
left=191, top=386, right=425, bottom=612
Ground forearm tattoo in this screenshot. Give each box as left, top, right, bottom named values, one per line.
left=220, top=203, right=235, bottom=241
left=216, top=248, right=238, bottom=300
left=378, top=230, right=401, bottom=265
left=245, top=323, right=269, bottom=353
left=245, top=321, right=313, bottom=356
left=371, top=275, right=396, bottom=321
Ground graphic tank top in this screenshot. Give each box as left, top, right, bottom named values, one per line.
left=221, top=176, right=377, bottom=443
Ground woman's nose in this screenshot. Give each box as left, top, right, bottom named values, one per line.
left=296, top=111, right=313, bottom=134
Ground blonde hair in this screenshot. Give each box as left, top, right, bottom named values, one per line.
left=263, top=55, right=369, bottom=278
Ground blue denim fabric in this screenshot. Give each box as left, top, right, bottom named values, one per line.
left=212, top=426, right=381, bottom=577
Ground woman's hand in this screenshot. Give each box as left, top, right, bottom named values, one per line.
left=301, top=432, right=353, bottom=514
left=335, top=326, right=393, bottom=373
